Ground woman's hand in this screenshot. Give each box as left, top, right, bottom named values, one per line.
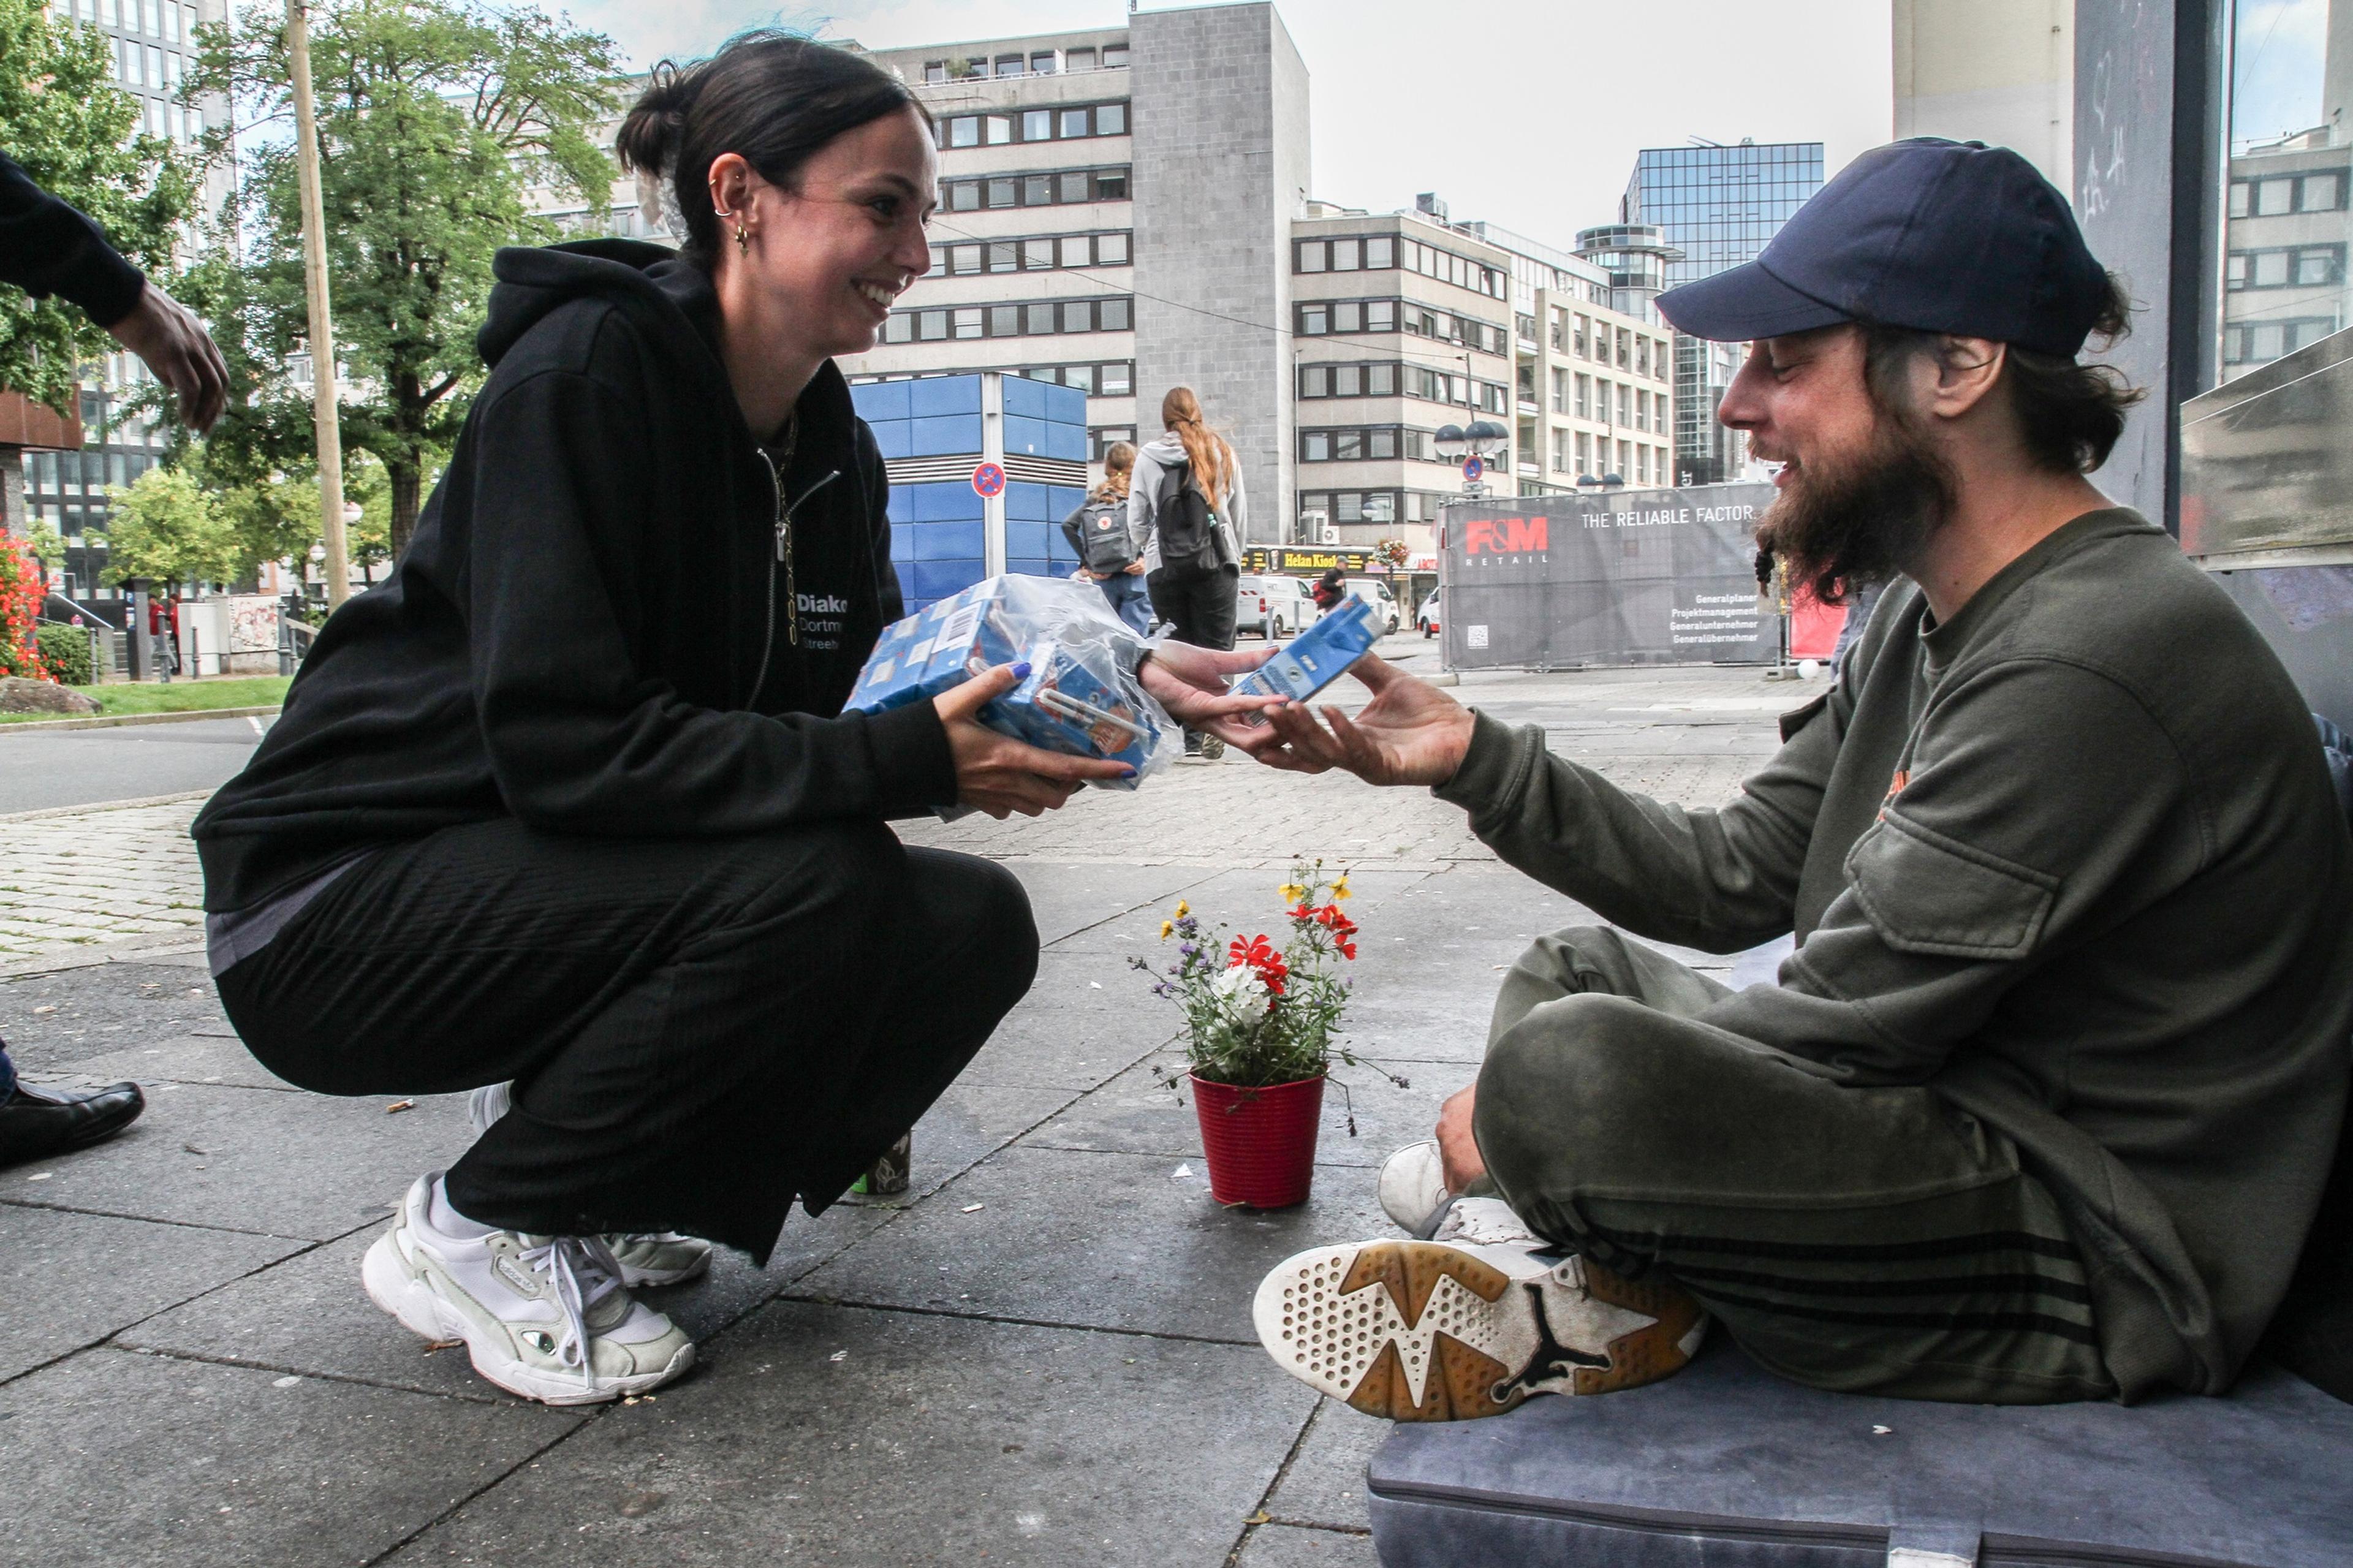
left=1137, top=642, right=1283, bottom=749
left=935, top=663, right=1135, bottom=819
left=1122, top=560, right=1146, bottom=575
left=107, top=284, right=228, bottom=434
left=1254, top=654, right=1477, bottom=783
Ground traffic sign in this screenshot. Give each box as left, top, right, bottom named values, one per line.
left=1461, top=455, right=1484, bottom=482
left=971, top=461, right=1006, bottom=498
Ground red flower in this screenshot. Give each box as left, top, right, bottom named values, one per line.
left=1228, top=933, right=1289, bottom=996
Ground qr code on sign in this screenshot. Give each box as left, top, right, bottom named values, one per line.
left=1466, top=625, right=1490, bottom=648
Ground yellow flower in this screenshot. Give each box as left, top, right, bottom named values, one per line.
left=1278, top=882, right=1307, bottom=905
left=1332, top=878, right=1352, bottom=901
left=1174, top=900, right=1190, bottom=919
left=1159, top=920, right=1174, bottom=940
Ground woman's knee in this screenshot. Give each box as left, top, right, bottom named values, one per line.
left=907, top=849, right=1039, bottom=1007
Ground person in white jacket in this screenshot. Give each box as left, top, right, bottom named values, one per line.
left=1129, top=387, right=1248, bottom=756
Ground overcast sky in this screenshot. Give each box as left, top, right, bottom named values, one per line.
left=560, top=0, right=1896, bottom=248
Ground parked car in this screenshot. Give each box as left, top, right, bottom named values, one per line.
left=1235, top=574, right=1316, bottom=638
left=1344, top=577, right=1403, bottom=635
left=1416, top=589, right=1441, bottom=638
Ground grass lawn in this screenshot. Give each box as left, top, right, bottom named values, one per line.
left=0, top=675, right=291, bottom=724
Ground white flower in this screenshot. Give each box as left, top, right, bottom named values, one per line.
left=1213, top=963, right=1270, bottom=1017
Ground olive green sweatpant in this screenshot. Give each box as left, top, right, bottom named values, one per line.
left=1471, top=927, right=2116, bottom=1404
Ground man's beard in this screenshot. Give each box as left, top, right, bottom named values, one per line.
left=1759, top=409, right=1956, bottom=605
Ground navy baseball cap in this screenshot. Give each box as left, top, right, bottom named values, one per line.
left=1655, top=138, right=2111, bottom=358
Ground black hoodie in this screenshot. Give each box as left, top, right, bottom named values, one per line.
left=192, top=241, right=955, bottom=912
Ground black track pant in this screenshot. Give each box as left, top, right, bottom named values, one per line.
left=216, top=819, right=1036, bottom=1261
left=1147, top=563, right=1239, bottom=651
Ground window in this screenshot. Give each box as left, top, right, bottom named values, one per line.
left=1031, top=51, right=1058, bottom=74
left=1096, top=232, right=1128, bottom=264
left=1061, top=108, right=1089, bottom=138
left=1103, top=44, right=1129, bottom=67
left=925, top=61, right=947, bottom=83
left=1366, top=236, right=1394, bottom=269
left=995, top=54, right=1023, bottom=77
left=1067, top=47, right=1097, bottom=71
left=952, top=308, right=982, bottom=340
left=1101, top=362, right=1132, bottom=395
left=2258, top=177, right=2295, bottom=216
left=986, top=116, right=1012, bottom=146
left=1574, top=315, right=1590, bottom=357
left=987, top=178, right=1016, bottom=209
left=1636, top=338, right=1650, bottom=377
left=1099, top=297, right=1131, bottom=330
left=1298, top=243, right=1325, bottom=274
left=1334, top=238, right=1360, bottom=271
left=1027, top=238, right=1058, bottom=269
left=1097, top=102, right=1126, bottom=135
left=1616, top=327, right=1632, bottom=369
left=1551, top=428, right=1571, bottom=473
left=943, top=168, right=1131, bottom=212
left=989, top=304, right=1020, bottom=338
left=948, top=182, right=979, bottom=211
left=1617, top=383, right=1630, bottom=425
left=1023, top=109, right=1053, bottom=142
left=1096, top=169, right=1129, bottom=200
left=1576, top=433, right=1591, bottom=474
left=1575, top=374, right=1590, bottom=419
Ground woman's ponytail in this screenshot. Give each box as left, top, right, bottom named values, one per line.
left=1159, top=387, right=1229, bottom=506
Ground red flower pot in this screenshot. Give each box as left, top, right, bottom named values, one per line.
left=1191, top=1072, right=1325, bottom=1208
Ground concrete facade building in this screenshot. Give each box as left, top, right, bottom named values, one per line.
left=1892, top=0, right=2073, bottom=191
left=1465, top=219, right=1675, bottom=498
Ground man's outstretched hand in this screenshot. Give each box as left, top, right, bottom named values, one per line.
left=1254, top=654, right=1477, bottom=785
left=107, top=283, right=227, bottom=434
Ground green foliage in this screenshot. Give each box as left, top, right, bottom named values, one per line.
left=23, top=513, right=65, bottom=573
left=34, top=620, right=93, bottom=684
left=179, top=0, right=623, bottom=555
left=101, top=465, right=241, bottom=588
left=0, top=0, right=197, bottom=411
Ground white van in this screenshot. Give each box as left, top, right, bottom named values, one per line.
left=1343, top=578, right=1403, bottom=635
left=1236, top=575, right=1316, bottom=638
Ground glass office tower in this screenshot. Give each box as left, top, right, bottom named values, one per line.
left=1623, top=142, right=1824, bottom=483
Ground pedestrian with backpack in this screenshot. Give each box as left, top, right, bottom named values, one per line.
left=1060, top=440, right=1152, bottom=635
left=1132, top=387, right=1247, bottom=756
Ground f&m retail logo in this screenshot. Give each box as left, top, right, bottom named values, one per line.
left=1463, top=516, right=1548, bottom=562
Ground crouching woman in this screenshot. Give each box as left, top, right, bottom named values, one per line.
left=191, top=33, right=1269, bottom=1407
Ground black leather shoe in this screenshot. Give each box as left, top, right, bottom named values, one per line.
left=0, top=1079, right=145, bottom=1167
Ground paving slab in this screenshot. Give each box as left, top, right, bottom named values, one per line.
left=1021, top=1052, right=1446, bottom=1171
left=1002, top=859, right=1228, bottom=944
left=1232, top=1523, right=1383, bottom=1566
left=1044, top=866, right=1434, bottom=955
left=48, top=1031, right=300, bottom=1091
left=0, top=1345, right=578, bottom=1568
left=895, top=1080, right=1081, bottom=1199
left=121, top=1202, right=894, bottom=1404
left=385, top=1300, right=1319, bottom=1568
left=958, top=1004, right=1176, bottom=1091
left=0, top=1203, right=306, bottom=1382
left=1262, top=1398, right=1390, bottom=1529
left=0, top=960, right=235, bottom=1069
left=3, top=1081, right=474, bottom=1240
left=798, top=1144, right=1389, bottom=1343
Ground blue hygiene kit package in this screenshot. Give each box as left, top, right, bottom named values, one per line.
left=846, top=575, right=1175, bottom=789
left=1231, top=594, right=1381, bottom=720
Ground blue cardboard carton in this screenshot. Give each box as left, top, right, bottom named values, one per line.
left=1232, top=596, right=1381, bottom=719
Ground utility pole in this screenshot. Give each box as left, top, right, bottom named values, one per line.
left=286, top=0, right=351, bottom=608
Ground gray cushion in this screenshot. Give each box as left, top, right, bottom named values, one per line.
left=1366, top=1339, right=2353, bottom=1566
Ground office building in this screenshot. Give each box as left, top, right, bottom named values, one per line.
left=15, top=0, right=235, bottom=606
left=1893, top=0, right=2072, bottom=191
left=846, top=5, right=1311, bottom=556
left=1622, top=140, right=1823, bottom=484
left=1463, top=218, right=1675, bottom=498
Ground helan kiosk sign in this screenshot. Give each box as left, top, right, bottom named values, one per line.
left=1442, top=482, right=1778, bottom=668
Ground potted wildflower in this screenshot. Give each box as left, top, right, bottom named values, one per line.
left=1132, top=863, right=1398, bottom=1207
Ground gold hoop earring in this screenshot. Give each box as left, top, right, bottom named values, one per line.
left=735, top=220, right=749, bottom=255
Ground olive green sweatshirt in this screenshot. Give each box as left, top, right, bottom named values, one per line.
left=1436, top=508, right=2353, bottom=1399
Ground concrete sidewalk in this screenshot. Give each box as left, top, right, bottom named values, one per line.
left=0, top=662, right=1797, bottom=1566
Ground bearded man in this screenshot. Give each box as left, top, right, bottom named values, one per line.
left=1240, top=139, right=2353, bottom=1417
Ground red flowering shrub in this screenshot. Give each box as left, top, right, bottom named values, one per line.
left=0, top=536, right=49, bottom=681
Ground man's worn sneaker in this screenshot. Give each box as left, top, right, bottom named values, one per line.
left=362, top=1174, right=695, bottom=1406
left=1253, top=1235, right=1706, bottom=1421
left=467, top=1083, right=713, bottom=1289
left=1377, top=1140, right=1450, bottom=1235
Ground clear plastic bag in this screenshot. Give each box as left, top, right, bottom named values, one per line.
left=846, top=575, right=1180, bottom=790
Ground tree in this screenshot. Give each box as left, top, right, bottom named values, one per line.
left=102, top=465, right=243, bottom=589
left=183, top=0, right=622, bottom=556
left=0, top=0, right=197, bottom=412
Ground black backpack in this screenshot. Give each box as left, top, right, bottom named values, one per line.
left=1153, top=456, right=1220, bottom=577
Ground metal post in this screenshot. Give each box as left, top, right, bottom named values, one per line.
left=287, top=0, right=352, bottom=608
left=127, top=580, right=151, bottom=681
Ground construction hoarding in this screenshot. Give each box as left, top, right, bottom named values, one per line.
left=1440, top=483, right=1778, bottom=668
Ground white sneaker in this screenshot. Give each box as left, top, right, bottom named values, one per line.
left=466, top=1082, right=713, bottom=1289
left=1252, top=1232, right=1707, bottom=1422
left=362, top=1173, right=696, bottom=1406
left=1377, top=1140, right=1451, bottom=1235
